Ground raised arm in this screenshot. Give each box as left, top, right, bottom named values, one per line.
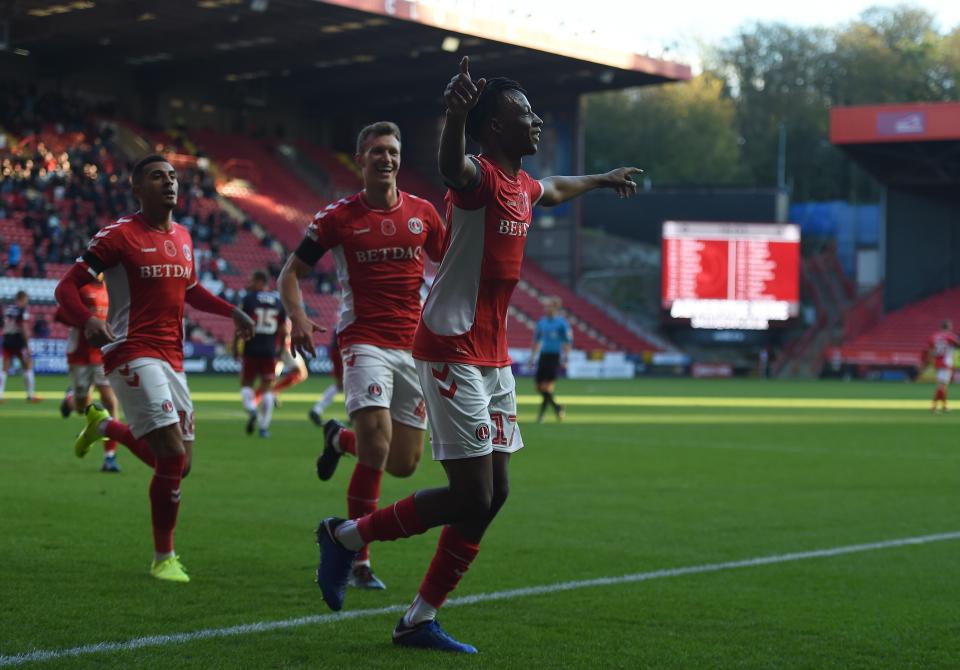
left=278, top=253, right=326, bottom=358
left=439, top=56, right=486, bottom=189
left=538, top=167, right=643, bottom=208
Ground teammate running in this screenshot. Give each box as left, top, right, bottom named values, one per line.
left=236, top=270, right=286, bottom=438
left=55, top=154, right=255, bottom=583
left=314, top=58, right=641, bottom=652
left=1, top=290, right=41, bottom=403
left=925, top=319, right=960, bottom=413
left=529, top=296, right=572, bottom=422
left=280, top=121, right=446, bottom=590
left=308, top=332, right=343, bottom=426
left=56, top=274, right=122, bottom=471
left=270, top=321, right=309, bottom=404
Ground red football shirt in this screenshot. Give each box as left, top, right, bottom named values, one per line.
left=66, top=281, right=109, bottom=365
left=413, top=155, right=543, bottom=367
left=297, top=191, right=445, bottom=350
left=81, top=213, right=197, bottom=373
left=928, top=329, right=960, bottom=370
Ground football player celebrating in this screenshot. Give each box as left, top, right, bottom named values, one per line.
left=56, top=155, right=255, bottom=583
left=280, top=121, right=446, bottom=590
left=315, top=58, right=641, bottom=652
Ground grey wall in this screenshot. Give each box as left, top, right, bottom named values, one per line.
left=885, top=186, right=960, bottom=312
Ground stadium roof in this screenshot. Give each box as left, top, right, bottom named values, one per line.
left=830, top=102, right=960, bottom=187
left=5, top=0, right=690, bottom=107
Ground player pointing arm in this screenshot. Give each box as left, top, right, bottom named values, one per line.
left=313, top=57, right=643, bottom=654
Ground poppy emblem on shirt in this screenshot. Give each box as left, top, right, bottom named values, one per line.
left=368, top=383, right=383, bottom=397
left=475, top=424, right=490, bottom=441
left=380, top=219, right=396, bottom=236
left=161, top=400, right=174, bottom=414
left=163, top=240, right=177, bottom=258
left=407, top=217, right=423, bottom=235
left=182, top=244, right=192, bottom=262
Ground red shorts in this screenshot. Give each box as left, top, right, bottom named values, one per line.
left=3, top=347, right=27, bottom=364
left=241, top=356, right=277, bottom=387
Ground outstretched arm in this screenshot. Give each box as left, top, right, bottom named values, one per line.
left=439, top=56, right=486, bottom=189
left=185, top=283, right=254, bottom=341
left=539, top=167, right=643, bottom=207
left=278, top=253, right=326, bottom=358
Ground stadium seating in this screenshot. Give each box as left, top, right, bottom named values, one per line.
left=829, top=288, right=960, bottom=368
left=520, top=260, right=661, bottom=352
left=4, top=115, right=666, bottom=357
left=188, top=129, right=316, bottom=248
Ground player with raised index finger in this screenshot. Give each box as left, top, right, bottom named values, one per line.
left=315, top=57, right=642, bottom=653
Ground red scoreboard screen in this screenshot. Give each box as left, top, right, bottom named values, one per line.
left=662, top=221, right=801, bottom=330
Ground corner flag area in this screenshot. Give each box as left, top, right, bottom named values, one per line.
left=1, top=375, right=957, bottom=668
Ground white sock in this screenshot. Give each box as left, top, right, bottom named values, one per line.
left=259, top=392, right=274, bottom=429
left=0, top=370, right=6, bottom=398
left=240, top=386, right=257, bottom=413
left=402, top=595, right=438, bottom=627
left=154, top=550, right=175, bottom=562
left=24, top=369, right=35, bottom=398
left=96, top=418, right=111, bottom=436
left=313, top=384, right=338, bottom=415
left=334, top=520, right=365, bottom=551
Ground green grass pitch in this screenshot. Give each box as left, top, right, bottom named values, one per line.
left=1, top=375, right=958, bottom=669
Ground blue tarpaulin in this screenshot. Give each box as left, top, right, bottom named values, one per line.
left=789, top=201, right=880, bottom=277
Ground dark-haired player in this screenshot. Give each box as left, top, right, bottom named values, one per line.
left=280, top=122, right=446, bottom=590
left=315, top=58, right=641, bottom=653
left=1, top=290, right=41, bottom=403
left=236, top=269, right=286, bottom=438
left=529, top=296, right=572, bottom=422
left=56, top=154, right=255, bottom=583
left=925, top=319, right=960, bottom=413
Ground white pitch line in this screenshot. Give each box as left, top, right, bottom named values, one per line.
left=2, top=530, right=958, bottom=667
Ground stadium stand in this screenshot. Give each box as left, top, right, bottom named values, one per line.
left=773, top=246, right=854, bottom=377
left=2, top=87, right=665, bottom=357
left=828, top=288, right=960, bottom=370
left=520, top=260, right=661, bottom=352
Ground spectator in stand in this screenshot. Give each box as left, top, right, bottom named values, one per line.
left=7, top=241, right=20, bottom=272
left=32, top=315, right=49, bottom=339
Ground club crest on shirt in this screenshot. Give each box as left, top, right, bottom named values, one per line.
left=163, top=240, right=177, bottom=258
left=380, top=219, right=396, bottom=236
left=475, top=423, right=490, bottom=441
left=407, top=217, right=423, bottom=235
left=182, top=244, right=192, bottom=261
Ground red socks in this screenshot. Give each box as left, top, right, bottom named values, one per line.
left=356, top=494, right=428, bottom=543
left=935, top=387, right=947, bottom=403
left=150, top=454, right=185, bottom=554
left=339, top=428, right=357, bottom=456
left=419, top=526, right=481, bottom=608
left=273, top=369, right=303, bottom=394
left=348, top=463, right=383, bottom=563
left=103, top=439, right=117, bottom=456
left=103, top=419, right=156, bottom=467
